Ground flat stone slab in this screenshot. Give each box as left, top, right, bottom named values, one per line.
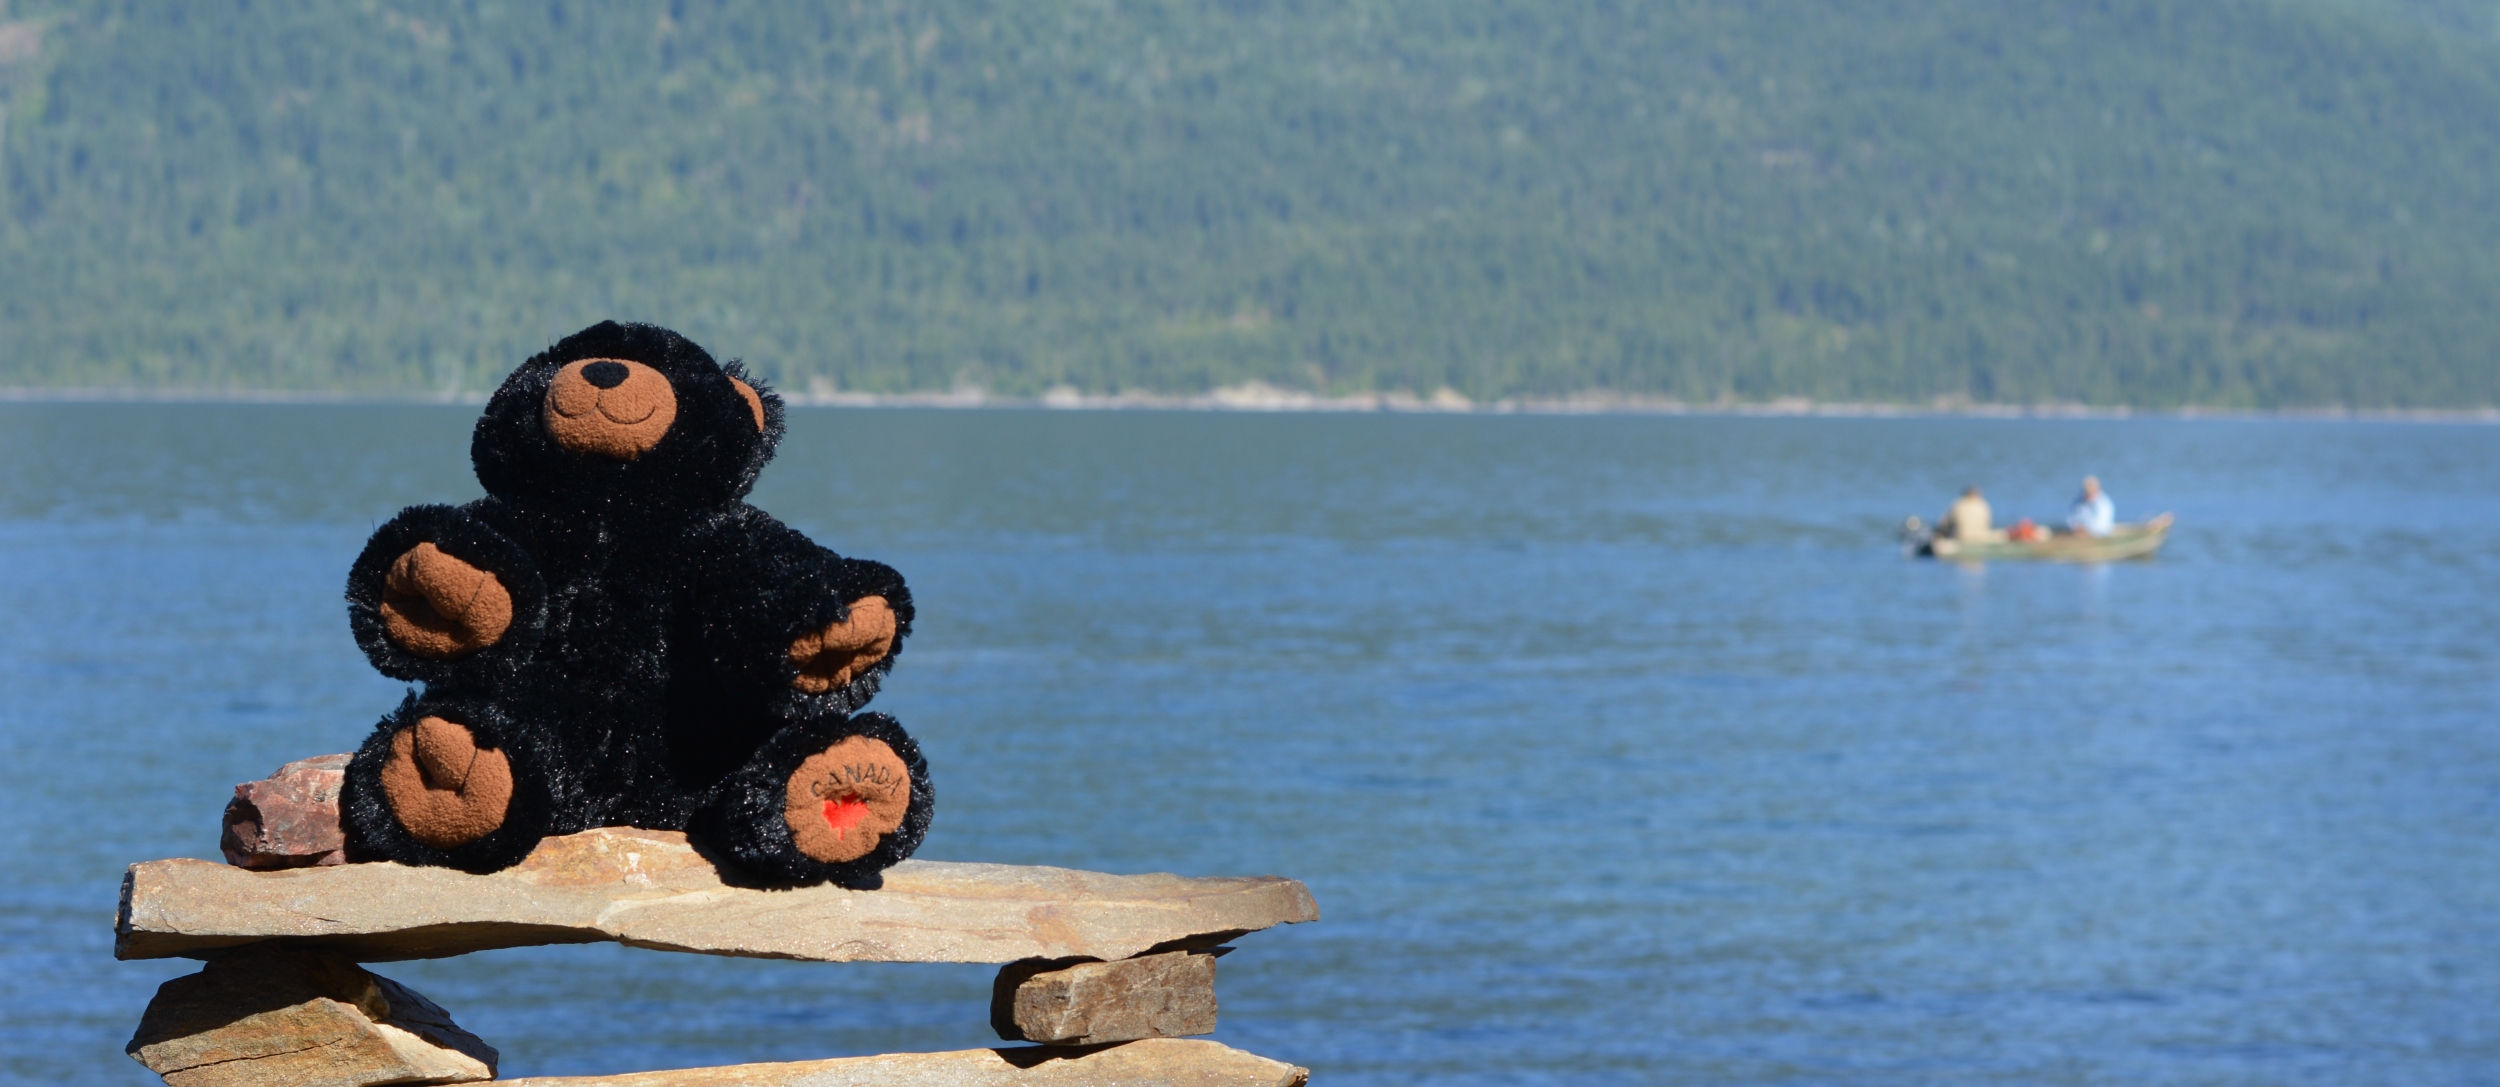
left=118, top=827, right=1317, bottom=964
left=499, top=1038, right=1307, bottom=1086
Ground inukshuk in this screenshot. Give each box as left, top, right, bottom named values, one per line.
left=128, top=764, right=1319, bottom=1087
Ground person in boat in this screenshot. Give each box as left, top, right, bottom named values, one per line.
left=2067, top=476, right=2115, bottom=537
left=1937, top=486, right=2003, bottom=543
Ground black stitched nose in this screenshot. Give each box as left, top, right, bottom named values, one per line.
left=581, top=361, right=629, bottom=389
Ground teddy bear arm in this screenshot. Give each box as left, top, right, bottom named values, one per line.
left=786, top=557, right=913, bottom=695
left=346, top=503, right=550, bottom=683
left=684, top=517, right=913, bottom=705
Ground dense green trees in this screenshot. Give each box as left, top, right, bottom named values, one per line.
left=1, top=1, right=2494, bottom=407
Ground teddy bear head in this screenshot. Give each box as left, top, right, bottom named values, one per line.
left=470, top=322, right=784, bottom=514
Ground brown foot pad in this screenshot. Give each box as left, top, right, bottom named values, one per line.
left=381, top=543, right=513, bottom=658
left=380, top=717, right=515, bottom=850
left=783, top=736, right=911, bottom=863
left=788, top=596, right=896, bottom=694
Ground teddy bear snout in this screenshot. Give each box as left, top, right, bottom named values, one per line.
left=544, top=357, right=679, bottom=460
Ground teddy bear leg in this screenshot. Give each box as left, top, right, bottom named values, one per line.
left=341, top=694, right=557, bottom=874
left=687, top=712, right=933, bottom=889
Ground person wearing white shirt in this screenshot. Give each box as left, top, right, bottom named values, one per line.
left=2067, top=476, right=2115, bottom=537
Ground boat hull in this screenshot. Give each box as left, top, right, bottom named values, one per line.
left=1923, top=522, right=2170, bottom=563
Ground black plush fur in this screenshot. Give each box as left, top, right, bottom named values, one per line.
left=335, top=321, right=931, bottom=887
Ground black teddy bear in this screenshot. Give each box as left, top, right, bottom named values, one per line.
left=335, top=320, right=932, bottom=888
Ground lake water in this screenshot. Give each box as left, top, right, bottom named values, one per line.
left=4, top=404, right=2498, bottom=1085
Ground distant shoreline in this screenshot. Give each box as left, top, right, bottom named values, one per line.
left=4, top=383, right=2495, bottom=423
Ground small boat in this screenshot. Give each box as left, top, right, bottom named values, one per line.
left=1901, top=512, right=2173, bottom=562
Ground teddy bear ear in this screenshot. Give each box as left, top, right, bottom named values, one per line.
left=721, top=361, right=784, bottom=438
left=728, top=377, right=766, bottom=432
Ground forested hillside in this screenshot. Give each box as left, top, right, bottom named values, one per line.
left=1, top=1, right=2496, bottom=407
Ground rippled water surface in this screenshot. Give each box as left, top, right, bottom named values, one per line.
left=4, top=404, right=2498, bottom=1084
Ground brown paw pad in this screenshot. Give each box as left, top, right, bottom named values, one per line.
left=783, top=736, right=911, bottom=863
left=380, top=543, right=513, bottom=659
left=379, top=716, right=514, bottom=850
left=789, top=596, right=896, bottom=694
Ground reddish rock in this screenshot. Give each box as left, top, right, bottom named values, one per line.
left=221, top=754, right=352, bottom=869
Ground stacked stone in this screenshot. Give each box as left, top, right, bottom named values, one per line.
left=123, top=760, right=1319, bottom=1087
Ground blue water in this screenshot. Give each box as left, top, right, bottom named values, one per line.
left=4, top=405, right=2498, bottom=1084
